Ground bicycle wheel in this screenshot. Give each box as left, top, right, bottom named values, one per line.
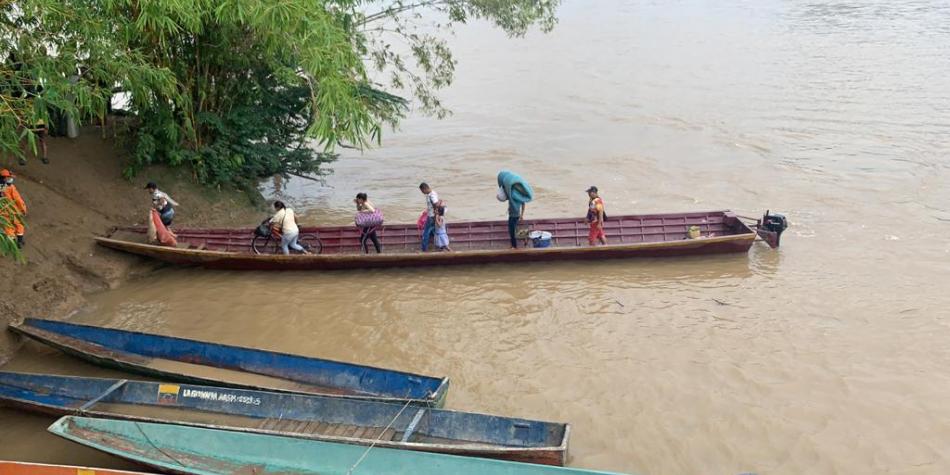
left=251, top=235, right=275, bottom=255
left=298, top=234, right=323, bottom=254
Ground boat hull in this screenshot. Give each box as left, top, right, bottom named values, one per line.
left=9, top=318, right=448, bottom=407
left=0, top=461, right=154, bottom=475
left=95, top=210, right=757, bottom=271
left=50, top=416, right=626, bottom=475
left=96, top=233, right=754, bottom=271
left=0, top=372, right=567, bottom=466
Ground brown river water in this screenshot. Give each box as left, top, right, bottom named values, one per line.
left=3, top=1, right=950, bottom=473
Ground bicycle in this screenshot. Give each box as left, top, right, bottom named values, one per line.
left=251, top=220, right=323, bottom=255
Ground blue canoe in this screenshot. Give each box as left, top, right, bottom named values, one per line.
left=9, top=318, right=448, bottom=407
left=50, top=416, right=628, bottom=475
left=0, top=372, right=569, bottom=465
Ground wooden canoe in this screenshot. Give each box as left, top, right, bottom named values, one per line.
left=0, top=372, right=569, bottom=466
left=0, top=461, right=154, bottom=475
left=9, top=318, right=448, bottom=407
left=50, top=416, right=627, bottom=475
left=95, top=210, right=767, bottom=271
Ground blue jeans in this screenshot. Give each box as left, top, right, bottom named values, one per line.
left=508, top=216, right=520, bottom=248
left=159, top=207, right=175, bottom=226
left=421, top=216, right=436, bottom=251
left=280, top=230, right=305, bottom=255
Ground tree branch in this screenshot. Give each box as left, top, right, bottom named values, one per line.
left=359, top=0, right=453, bottom=26
left=286, top=170, right=322, bottom=182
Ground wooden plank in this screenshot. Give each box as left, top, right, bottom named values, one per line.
left=79, top=379, right=128, bottom=412
left=260, top=418, right=279, bottom=431
left=270, top=419, right=288, bottom=431
left=351, top=426, right=368, bottom=439
left=401, top=408, right=427, bottom=442
left=277, top=419, right=300, bottom=432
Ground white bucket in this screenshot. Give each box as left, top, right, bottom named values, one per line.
left=529, top=230, right=553, bottom=248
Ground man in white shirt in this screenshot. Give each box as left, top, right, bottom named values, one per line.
left=145, top=182, right=179, bottom=226
left=419, top=182, right=439, bottom=251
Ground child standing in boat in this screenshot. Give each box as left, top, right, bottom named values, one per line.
left=434, top=206, right=451, bottom=251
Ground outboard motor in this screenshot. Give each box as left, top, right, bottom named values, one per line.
left=756, top=210, right=788, bottom=248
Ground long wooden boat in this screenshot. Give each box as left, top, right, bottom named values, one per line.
left=0, top=372, right=569, bottom=466
left=9, top=318, right=448, bottom=407
left=94, top=210, right=786, bottom=271
left=50, top=416, right=627, bottom=475
left=0, top=461, right=155, bottom=475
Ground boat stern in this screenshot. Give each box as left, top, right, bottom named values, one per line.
left=553, top=422, right=571, bottom=466
left=430, top=377, right=451, bottom=408
left=754, top=210, right=789, bottom=248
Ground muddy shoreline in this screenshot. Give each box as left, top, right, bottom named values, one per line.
left=1, top=130, right=259, bottom=362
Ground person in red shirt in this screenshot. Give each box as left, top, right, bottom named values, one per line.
left=0, top=169, right=27, bottom=247
left=586, top=186, right=607, bottom=246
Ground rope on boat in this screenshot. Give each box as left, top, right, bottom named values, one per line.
left=345, top=396, right=428, bottom=475
left=133, top=421, right=190, bottom=469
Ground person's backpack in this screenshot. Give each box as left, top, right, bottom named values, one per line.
left=587, top=200, right=607, bottom=221
left=254, top=218, right=271, bottom=237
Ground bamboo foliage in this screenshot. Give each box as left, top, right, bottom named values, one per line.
left=1, top=0, right=180, bottom=160
left=109, top=0, right=407, bottom=185
left=2, top=0, right=559, bottom=187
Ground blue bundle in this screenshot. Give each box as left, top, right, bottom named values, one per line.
left=497, top=170, right=534, bottom=213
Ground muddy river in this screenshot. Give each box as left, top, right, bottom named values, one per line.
left=3, top=1, right=950, bottom=473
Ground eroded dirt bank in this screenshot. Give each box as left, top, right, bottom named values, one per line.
left=0, top=130, right=258, bottom=361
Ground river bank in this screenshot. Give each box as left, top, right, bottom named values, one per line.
left=0, top=129, right=259, bottom=362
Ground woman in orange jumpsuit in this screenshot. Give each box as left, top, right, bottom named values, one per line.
left=1, top=169, right=27, bottom=247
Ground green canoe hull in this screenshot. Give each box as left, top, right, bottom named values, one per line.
left=49, top=416, right=628, bottom=475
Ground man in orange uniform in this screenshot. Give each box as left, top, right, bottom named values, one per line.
left=0, top=169, right=27, bottom=247
left=586, top=186, right=607, bottom=246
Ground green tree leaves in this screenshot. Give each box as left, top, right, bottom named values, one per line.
left=1, top=0, right=180, bottom=161
left=2, top=0, right=560, bottom=188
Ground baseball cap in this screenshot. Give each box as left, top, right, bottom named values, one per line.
left=585, top=186, right=598, bottom=193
